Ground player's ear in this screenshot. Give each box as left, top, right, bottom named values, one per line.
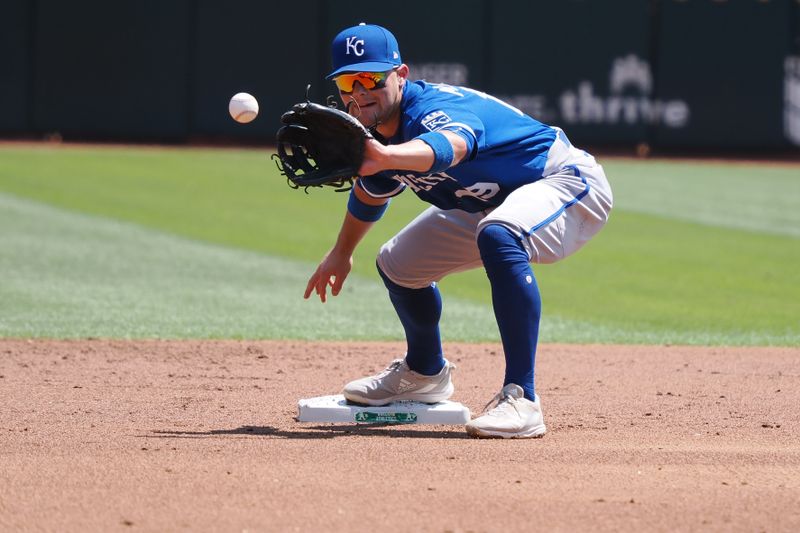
left=396, top=64, right=410, bottom=87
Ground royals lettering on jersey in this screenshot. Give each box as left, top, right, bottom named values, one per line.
left=358, top=81, right=559, bottom=212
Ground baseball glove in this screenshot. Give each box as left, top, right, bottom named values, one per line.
left=273, top=98, right=372, bottom=192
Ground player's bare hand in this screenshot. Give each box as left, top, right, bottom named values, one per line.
left=304, top=249, right=353, bottom=303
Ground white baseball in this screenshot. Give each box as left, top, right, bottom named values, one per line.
left=229, top=92, right=259, bottom=123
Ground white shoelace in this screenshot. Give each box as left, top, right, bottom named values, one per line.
left=482, top=390, right=516, bottom=413
left=375, top=359, right=404, bottom=378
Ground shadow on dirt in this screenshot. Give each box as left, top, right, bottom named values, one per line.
left=147, top=424, right=470, bottom=439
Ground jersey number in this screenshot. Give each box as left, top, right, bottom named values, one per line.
left=455, top=182, right=500, bottom=201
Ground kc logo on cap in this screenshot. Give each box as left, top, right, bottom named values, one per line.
left=327, top=23, right=402, bottom=79
left=345, top=36, right=365, bottom=56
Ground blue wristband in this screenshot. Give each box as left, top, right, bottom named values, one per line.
left=417, top=131, right=454, bottom=173
left=347, top=188, right=389, bottom=222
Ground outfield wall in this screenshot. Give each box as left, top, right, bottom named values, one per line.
left=1, top=0, right=799, bottom=151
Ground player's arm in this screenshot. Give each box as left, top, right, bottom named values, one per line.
left=358, top=131, right=468, bottom=176
left=304, top=184, right=388, bottom=303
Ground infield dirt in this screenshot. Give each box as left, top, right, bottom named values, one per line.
left=1, top=340, right=798, bottom=532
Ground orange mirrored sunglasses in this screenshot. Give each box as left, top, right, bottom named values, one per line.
left=334, top=71, right=391, bottom=93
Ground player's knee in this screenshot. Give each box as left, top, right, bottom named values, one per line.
left=477, top=224, right=527, bottom=263
left=376, top=261, right=420, bottom=294
left=376, top=261, right=402, bottom=291
left=377, top=244, right=434, bottom=289
left=376, top=249, right=409, bottom=290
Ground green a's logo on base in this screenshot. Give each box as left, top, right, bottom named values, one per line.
left=354, top=412, right=418, bottom=423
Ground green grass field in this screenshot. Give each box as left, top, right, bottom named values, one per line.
left=1, top=144, right=798, bottom=345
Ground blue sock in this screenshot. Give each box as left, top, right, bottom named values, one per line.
left=477, top=224, right=541, bottom=401
left=377, top=264, right=445, bottom=375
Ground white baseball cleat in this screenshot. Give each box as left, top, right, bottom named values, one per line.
left=466, top=384, right=547, bottom=439
left=343, top=358, right=455, bottom=406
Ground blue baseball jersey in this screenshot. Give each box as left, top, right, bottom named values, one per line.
left=358, top=80, right=559, bottom=212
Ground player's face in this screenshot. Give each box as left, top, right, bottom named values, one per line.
left=336, top=65, right=408, bottom=135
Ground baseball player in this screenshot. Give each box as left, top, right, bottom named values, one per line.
left=304, top=23, right=613, bottom=438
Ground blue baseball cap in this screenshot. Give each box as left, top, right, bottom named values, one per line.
left=326, top=23, right=402, bottom=79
